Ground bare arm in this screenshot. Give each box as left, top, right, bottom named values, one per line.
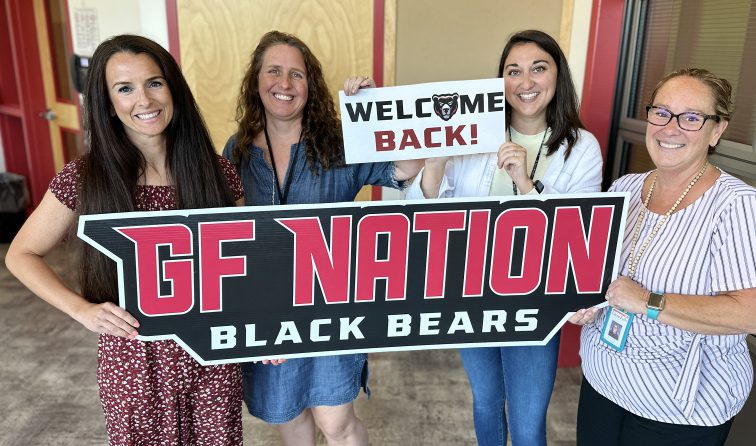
left=418, top=157, right=450, bottom=198
left=606, top=276, right=756, bottom=335
left=5, top=191, right=139, bottom=338
left=393, top=159, right=424, bottom=182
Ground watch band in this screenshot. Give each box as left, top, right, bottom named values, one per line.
left=646, top=292, right=665, bottom=320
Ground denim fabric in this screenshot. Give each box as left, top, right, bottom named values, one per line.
left=459, top=333, right=560, bottom=446
left=223, top=135, right=398, bottom=423
left=222, top=135, right=400, bottom=206
left=241, top=354, right=368, bottom=423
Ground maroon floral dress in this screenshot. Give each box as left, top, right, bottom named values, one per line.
left=49, top=157, right=245, bottom=446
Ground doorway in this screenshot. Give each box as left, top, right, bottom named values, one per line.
left=0, top=0, right=81, bottom=207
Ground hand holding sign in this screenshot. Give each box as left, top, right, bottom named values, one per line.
left=343, top=76, right=376, bottom=95
left=497, top=141, right=537, bottom=194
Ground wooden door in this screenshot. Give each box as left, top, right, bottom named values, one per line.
left=0, top=0, right=81, bottom=206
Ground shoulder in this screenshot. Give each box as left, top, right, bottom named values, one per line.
left=715, top=171, right=756, bottom=198
left=49, top=158, right=85, bottom=211
left=576, top=128, right=600, bottom=147
left=215, top=154, right=244, bottom=200
left=566, top=129, right=601, bottom=155
left=216, top=154, right=236, bottom=174
left=710, top=171, right=756, bottom=214
left=222, top=134, right=239, bottom=159
left=608, top=172, right=647, bottom=193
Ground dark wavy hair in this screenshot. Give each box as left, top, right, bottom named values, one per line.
left=79, top=34, right=236, bottom=304
left=497, top=30, right=584, bottom=159
left=231, top=30, right=343, bottom=173
left=648, top=67, right=733, bottom=154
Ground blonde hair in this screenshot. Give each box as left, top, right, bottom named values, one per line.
left=649, top=68, right=733, bottom=121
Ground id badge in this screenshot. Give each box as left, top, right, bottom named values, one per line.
left=600, top=307, right=633, bottom=352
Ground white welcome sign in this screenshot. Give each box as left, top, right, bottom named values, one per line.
left=339, top=78, right=506, bottom=164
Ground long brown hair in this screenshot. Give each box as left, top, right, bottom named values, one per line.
left=232, top=31, right=343, bottom=173
left=498, top=30, right=584, bottom=159
left=79, top=35, right=236, bottom=304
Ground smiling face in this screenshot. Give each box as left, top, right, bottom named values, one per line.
left=502, top=42, right=557, bottom=130
left=645, top=75, right=728, bottom=173
left=257, top=44, right=309, bottom=125
left=105, top=52, right=173, bottom=148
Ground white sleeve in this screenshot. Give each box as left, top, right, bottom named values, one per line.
left=541, top=131, right=603, bottom=195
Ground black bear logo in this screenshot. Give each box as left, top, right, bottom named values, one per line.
left=432, top=93, right=459, bottom=121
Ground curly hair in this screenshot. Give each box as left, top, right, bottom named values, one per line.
left=232, top=31, right=344, bottom=173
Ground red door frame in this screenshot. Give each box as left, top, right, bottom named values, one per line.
left=558, top=0, right=626, bottom=367
left=0, top=0, right=56, bottom=206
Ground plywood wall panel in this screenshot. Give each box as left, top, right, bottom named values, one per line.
left=177, top=0, right=375, bottom=150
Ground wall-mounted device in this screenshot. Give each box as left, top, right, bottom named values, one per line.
left=70, top=54, right=91, bottom=93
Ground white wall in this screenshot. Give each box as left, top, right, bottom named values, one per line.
left=67, top=0, right=169, bottom=55
left=569, top=0, right=594, bottom=104
left=0, top=131, right=5, bottom=173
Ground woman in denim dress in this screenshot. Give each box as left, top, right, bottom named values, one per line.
left=224, top=30, right=421, bottom=446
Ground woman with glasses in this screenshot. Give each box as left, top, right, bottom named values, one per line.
left=577, top=68, right=756, bottom=445
left=405, top=30, right=603, bottom=446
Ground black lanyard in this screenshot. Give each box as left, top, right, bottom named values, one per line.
left=264, top=124, right=303, bottom=205
left=511, top=126, right=548, bottom=195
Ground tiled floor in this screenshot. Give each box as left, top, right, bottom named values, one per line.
left=0, top=242, right=581, bottom=445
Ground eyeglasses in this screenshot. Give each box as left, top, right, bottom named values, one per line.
left=646, top=106, right=721, bottom=131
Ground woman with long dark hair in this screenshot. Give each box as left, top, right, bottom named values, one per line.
left=224, top=30, right=421, bottom=446
left=405, top=30, right=603, bottom=445
left=6, top=35, right=245, bottom=444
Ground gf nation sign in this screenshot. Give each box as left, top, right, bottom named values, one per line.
left=79, top=194, right=627, bottom=365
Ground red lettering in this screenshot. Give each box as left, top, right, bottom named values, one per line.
left=355, top=214, right=409, bottom=302
left=489, top=209, right=546, bottom=295
left=445, top=125, right=466, bottom=146
left=413, top=211, right=467, bottom=298
left=423, top=127, right=442, bottom=148
left=375, top=130, right=395, bottom=151
left=278, top=216, right=352, bottom=306
left=117, top=224, right=194, bottom=316
left=399, top=129, right=422, bottom=150
left=463, top=209, right=490, bottom=297
left=546, top=206, right=613, bottom=294
left=199, top=221, right=254, bottom=312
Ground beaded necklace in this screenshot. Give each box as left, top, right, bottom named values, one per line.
left=626, top=162, right=709, bottom=279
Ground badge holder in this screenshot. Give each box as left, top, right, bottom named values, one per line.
left=600, top=307, right=634, bottom=352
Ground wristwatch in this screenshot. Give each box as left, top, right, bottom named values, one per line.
left=646, top=292, right=665, bottom=320
left=533, top=180, right=544, bottom=194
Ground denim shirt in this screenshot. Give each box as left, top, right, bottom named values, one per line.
left=222, top=135, right=402, bottom=206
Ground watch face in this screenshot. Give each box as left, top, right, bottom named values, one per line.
left=647, top=292, right=665, bottom=310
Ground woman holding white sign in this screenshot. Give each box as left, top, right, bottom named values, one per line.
left=5, top=35, right=245, bottom=444
left=577, top=69, right=756, bottom=445
left=405, top=30, right=603, bottom=445
left=223, top=31, right=421, bottom=446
